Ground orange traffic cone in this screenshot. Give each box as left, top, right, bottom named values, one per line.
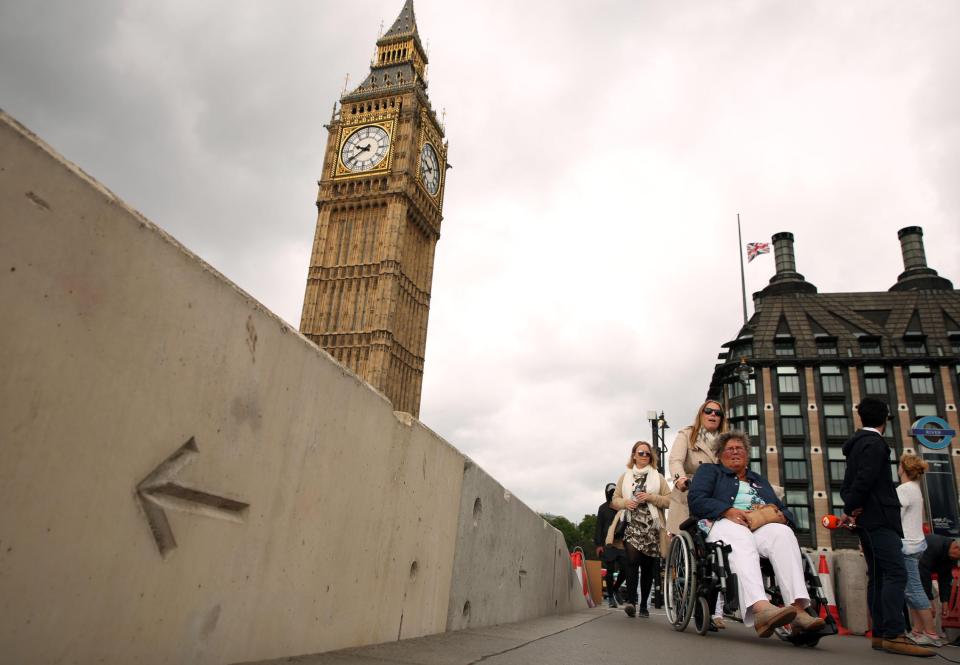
left=817, top=553, right=851, bottom=635
left=571, top=550, right=596, bottom=608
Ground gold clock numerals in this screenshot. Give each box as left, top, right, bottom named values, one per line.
left=341, top=125, right=391, bottom=172
left=419, top=143, right=440, bottom=196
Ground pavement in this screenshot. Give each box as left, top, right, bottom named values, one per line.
left=235, top=606, right=955, bottom=665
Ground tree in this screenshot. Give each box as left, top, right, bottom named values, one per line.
left=541, top=513, right=600, bottom=559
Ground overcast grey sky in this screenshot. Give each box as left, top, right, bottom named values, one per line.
left=2, top=0, right=958, bottom=523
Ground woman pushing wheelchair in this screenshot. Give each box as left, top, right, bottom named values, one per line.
left=688, top=431, right=825, bottom=638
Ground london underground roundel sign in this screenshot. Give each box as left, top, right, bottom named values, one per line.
left=911, top=416, right=957, bottom=450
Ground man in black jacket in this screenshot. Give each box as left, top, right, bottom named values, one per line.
left=594, top=482, right=626, bottom=608
left=840, top=397, right=933, bottom=657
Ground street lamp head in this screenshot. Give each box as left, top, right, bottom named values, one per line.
left=735, top=357, right=754, bottom=386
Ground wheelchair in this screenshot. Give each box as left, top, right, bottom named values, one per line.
left=663, top=518, right=837, bottom=647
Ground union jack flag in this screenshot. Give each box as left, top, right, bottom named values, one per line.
left=746, top=242, right=770, bottom=263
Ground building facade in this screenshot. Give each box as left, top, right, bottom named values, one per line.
left=300, top=0, right=448, bottom=417
left=709, top=227, right=960, bottom=549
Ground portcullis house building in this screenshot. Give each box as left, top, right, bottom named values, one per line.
left=708, top=227, right=959, bottom=550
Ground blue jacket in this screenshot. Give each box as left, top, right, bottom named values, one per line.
left=688, top=463, right=797, bottom=528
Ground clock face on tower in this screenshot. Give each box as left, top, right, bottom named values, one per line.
left=341, top=125, right=391, bottom=172
left=419, top=142, right=440, bottom=196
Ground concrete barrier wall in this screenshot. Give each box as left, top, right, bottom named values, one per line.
left=0, top=112, right=585, bottom=665
left=833, top=549, right=869, bottom=635
left=446, top=459, right=583, bottom=631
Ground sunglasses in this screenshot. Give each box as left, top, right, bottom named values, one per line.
left=703, top=407, right=724, bottom=417
left=635, top=451, right=651, bottom=458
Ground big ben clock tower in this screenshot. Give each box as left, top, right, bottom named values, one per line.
left=300, top=0, right=448, bottom=417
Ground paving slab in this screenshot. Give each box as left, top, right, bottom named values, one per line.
left=236, top=606, right=948, bottom=665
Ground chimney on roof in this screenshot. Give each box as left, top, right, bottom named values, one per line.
left=890, top=226, right=953, bottom=291
left=760, top=232, right=817, bottom=297
left=772, top=232, right=798, bottom=276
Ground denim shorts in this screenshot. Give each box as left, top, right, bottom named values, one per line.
left=904, top=551, right=932, bottom=610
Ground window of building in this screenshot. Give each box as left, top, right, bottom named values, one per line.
left=831, top=490, right=845, bottom=517
left=784, top=489, right=811, bottom=530
left=863, top=365, right=888, bottom=395
left=816, top=336, right=838, bottom=356
left=859, top=336, right=881, bottom=355
left=774, top=337, right=796, bottom=356
left=750, top=440, right=763, bottom=475
left=909, top=364, right=935, bottom=395
left=783, top=445, right=808, bottom=482
left=777, top=366, right=800, bottom=394
left=824, top=403, right=850, bottom=438
left=780, top=403, right=804, bottom=436
left=729, top=403, right=760, bottom=439
left=827, top=445, right=846, bottom=481
left=904, top=335, right=927, bottom=355
left=820, top=365, right=844, bottom=394
left=915, top=404, right=938, bottom=418
left=733, top=342, right=753, bottom=358
left=951, top=335, right=960, bottom=355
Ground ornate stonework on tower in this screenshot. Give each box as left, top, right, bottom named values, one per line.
left=300, top=0, right=448, bottom=417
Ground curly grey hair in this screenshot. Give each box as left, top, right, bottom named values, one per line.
left=717, top=430, right=751, bottom=454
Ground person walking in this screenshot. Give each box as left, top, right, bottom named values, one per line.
left=840, top=398, right=934, bottom=657
left=897, top=454, right=941, bottom=646
left=667, top=400, right=727, bottom=534
left=595, top=482, right=626, bottom=607
left=668, top=400, right=727, bottom=628
left=612, top=441, right=670, bottom=618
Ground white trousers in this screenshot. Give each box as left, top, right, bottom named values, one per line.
left=706, top=520, right=809, bottom=627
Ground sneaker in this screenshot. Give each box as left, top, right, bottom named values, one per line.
left=909, top=633, right=935, bottom=646
left=754, top=606, right=797, bottom=639
left=711, top=616, right=726, bottom=630
left=607, top=595, right=618, bottom=609
left=623, top=603, right=636, bottom=618
left=791, top=611, right=826, bottom=634
left=638, top=607, right=650, bottom=618
left=881, top=635, right=935, bottom=657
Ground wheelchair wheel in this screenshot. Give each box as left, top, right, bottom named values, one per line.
left=664, top=531, right=697, bottom=631
left=693, top=596, right=711, bottom=635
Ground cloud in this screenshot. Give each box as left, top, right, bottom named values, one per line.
left=3, top=0, right=958, bottom=523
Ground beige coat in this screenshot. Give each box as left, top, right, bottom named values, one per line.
left=666, top=426, right=719, bottom=534
left=611, top=468, right=671, bottom=556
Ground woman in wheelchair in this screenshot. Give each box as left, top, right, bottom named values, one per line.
left=688, top=432, right=826, bottom=638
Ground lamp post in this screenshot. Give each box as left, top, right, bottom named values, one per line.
left=647, top=410, right=670, bottom=476
left=734, top=357, right=754, bottom=389
left=647, top=409, right=669, bottom=609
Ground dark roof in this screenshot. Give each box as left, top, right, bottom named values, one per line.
left=708, top=287, right=960, bottom=398
left=383, top=0, right=417, bottom=40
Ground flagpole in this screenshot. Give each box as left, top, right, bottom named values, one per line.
left=737, top=213, right=748, bottom=326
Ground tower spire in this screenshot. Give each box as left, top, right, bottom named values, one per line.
left=382, top=0, right=418, bottom=40
left=342, top=0, right=428, bottom=102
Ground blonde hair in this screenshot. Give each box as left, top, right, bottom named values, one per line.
left=900, top=453, right=928, bottom=481
left=627, top=440, right=658, bottom=469
left=688, top=399, right=728, bottom=444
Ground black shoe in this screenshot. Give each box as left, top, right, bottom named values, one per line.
left=608, top=595, right=618, bottom=608
left=638, top=607, right=650, bottom=618
left=624, top=603, right=636, bottom=618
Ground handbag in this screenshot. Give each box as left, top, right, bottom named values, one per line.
left=614, top=511, right=628, bottom=539
left=745, top=504, right=787, bottom=531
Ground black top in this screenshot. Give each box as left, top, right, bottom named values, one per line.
left=595, top=502, right=617, bottom=547
left=840, top=429, right=902, bottom=535
left=920, top=534, right=957, bottom=602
